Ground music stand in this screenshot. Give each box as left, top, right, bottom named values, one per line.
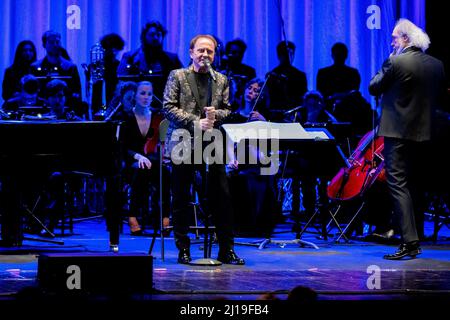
left=222, top=121, right=343, bottom=249
left=0, top=121, right=121, bottom=247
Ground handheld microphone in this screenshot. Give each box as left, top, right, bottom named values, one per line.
left=204, top=58, right=216, bottom=81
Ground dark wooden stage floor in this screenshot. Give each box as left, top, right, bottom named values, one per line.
left=1, top=216, right=449, bottom=314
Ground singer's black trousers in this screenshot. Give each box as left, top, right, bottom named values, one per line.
left=170, top=160, right=234, bottom=253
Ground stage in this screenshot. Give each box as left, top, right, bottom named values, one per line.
left=1, top=216, right=449, bottom=308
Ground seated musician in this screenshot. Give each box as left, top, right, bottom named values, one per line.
left=100, top=81, right=137, bottom=121
left=19, top=79, right=82, bottom=235
left=290, top=91, right=330, bottom=230
left=121, top=81, right=170, bottom=235
left=2, top=74, right=46, bottom=117
left=117, top=21, right=183, bottom=106
left=225, top=78, right=279, bottom=237
left=31, top=30, right=83, bottom=118
left=21, top=79, right=82, bottom=121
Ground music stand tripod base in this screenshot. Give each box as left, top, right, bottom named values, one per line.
left=256, top=238, right=319, bottom=250
left=22, top=237, right=64, bottom=245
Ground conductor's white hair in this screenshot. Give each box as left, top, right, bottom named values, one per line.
left=394, top=18, right=430, bottom=51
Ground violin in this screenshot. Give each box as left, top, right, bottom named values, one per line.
left=327, top=129, right=385, bottom=201
left=143, top=107, right=164, bottom=155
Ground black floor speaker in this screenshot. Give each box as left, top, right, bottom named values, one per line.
left=37, top=253, right=153, bottom=295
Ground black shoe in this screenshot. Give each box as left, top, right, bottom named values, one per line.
left=177, top=248, right=192, bottom=264
left=217, top=250, right=245, bottom=265
left=383, top=241, right=422, bottom=260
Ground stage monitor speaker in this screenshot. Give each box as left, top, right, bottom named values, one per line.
left=37, top=253, right=153, bottom=295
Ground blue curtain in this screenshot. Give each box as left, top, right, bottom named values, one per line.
left=0, top=0, right=425, bottom=105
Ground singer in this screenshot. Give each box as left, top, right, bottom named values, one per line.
left=163, top=34, right=244, bottom=265
left=369, top=18, right=447, bottom=260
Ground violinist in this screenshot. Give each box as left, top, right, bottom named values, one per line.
left=101, top=81, right=137, bottom=121
left=225, top=78, right=279, bottom=238
left=121, top=81, right=169, bottom=236
left=226, top=78, right=267, bottom=123
left=369, top=19, right=447, bottom=260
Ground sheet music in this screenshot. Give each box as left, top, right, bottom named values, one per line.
left=222, top=121, right=317, bottom=143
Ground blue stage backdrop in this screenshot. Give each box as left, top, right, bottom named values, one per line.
left=0, top=0, right=425, bottom=106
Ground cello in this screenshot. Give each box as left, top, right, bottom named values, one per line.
left=327, top=129, right=385, bottom=201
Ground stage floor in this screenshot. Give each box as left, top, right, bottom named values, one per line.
left=1, top=217, right=449, bottom=305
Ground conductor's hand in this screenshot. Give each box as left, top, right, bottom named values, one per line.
left=136, top=154, right=152, bottom=169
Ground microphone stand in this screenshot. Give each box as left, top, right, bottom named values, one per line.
left=274, top=0, right=296, bottom=203
left=190, top=73, right=222, bottom=266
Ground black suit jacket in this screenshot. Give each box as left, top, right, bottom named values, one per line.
left=117, top=47, right=183, bottom=101
left=265, top=64, right=307, bottom=111
left=163, top=65, right=231, bottom=154
left=316, top=64, right=361, bottom=99
left=369, top=47, right=446, bottom=142
left=31, top=57, right=82, bottom=98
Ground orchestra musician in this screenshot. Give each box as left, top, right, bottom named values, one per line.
left=2, top=40, right=37, bottom=102
left=121, top=81, right=169, bottom=236
left=117, top=21, right=183, bottom=107
left=225, top=78, right=279, bottom=237
left=31, top=30, right=83, bottom=118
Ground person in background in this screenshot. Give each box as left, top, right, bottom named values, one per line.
left=2, top=74, right=45, bottom=114
left=102, top=81, right=137, bottom=121
left=41, top=79, right=82, bottom=121
left=225, top=78, right=279, bottom=238
left=220, top=39, right=256, bottom=110
left=369, top=18, right=447, bottom=260
left=265, top=41, right=307, bottom=121
left=31, top=30, right=83, bottom=117
left=121, top=81, right=170, bottom=235
left=2, top=40, right=37, bottom=102
left=316, top=42, right=361, bottom=104
left=100, top=33, right=125, bottom=105
left=117, top=20, right=183, bottom=107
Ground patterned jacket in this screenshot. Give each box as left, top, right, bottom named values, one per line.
left=163, top=65, right=231, bottom=154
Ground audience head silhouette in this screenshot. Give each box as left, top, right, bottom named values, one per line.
left=287, top=285, right=318, bottom=303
